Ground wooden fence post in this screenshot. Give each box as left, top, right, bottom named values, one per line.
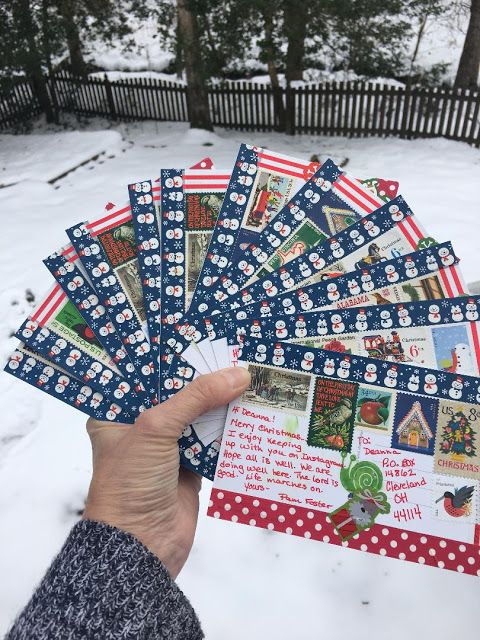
left=104, top=74, right=117, bottom=120
left=285, top=84, right=296, bottom=135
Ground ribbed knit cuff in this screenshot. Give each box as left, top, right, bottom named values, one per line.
left=6, top=519, right=203, bottom=640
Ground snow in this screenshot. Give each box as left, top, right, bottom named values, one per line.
left=0, top=131, right=123, bottom=186
left=1, top=120, right=479, bottom=638
left=82, top=4, right=474, bottom=85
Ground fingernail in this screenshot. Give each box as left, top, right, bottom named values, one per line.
left=219, top=366, right=251, bottom=391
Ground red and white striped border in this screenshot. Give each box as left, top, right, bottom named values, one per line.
left=398, top=216, right=425, bottom=249
left=31, top=283, right=66, bottom=325
left=183, top=171, right=230, bottom=191
left=334, top=174, right=384, bottom=215
left=208, top=489, right=480, bottom=576
left=61, top=244, right=79, bottom=263
left=257, top=150, right=316, bottom=180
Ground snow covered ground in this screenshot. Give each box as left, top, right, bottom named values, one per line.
left=1, top=121, right=480, bottom=638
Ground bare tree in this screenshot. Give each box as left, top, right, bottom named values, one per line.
left=177, top=0, right=213, bottom=131
left=455, top=0, right=480, bottom=87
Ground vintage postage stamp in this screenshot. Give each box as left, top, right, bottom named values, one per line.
left=434, top=400, right=480, bottom=479
left=307, top=377, right=358, bottom=452
left=239, top=363, right=313, bottom=416
left=391, top=392, right=438, bottom=455
left=433, top=475, right=478, bottom=524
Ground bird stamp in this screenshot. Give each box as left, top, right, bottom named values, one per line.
left=433, top=476, right=478, bottom=524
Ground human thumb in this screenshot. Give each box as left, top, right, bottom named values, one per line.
left=140, top=366, right=251, bottom=440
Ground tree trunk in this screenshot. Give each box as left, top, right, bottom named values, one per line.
left=454, top=0, right=480, bottom=88
left=174, top=21, right=184, bottom=79
left=14, top=0, right=55, bottom=122
left=284, top=0, right=307, bottom=83
left=56, top=0, right=87, bottom=77
left=407, top=14, right=428, bottom=89
left=261, top=4, right=286, bottom=131
left=176, top=0, right=213, bottom=131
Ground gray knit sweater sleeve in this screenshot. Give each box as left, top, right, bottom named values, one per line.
left=6, top=520, right=204, bottom=640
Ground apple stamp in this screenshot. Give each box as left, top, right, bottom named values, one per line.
left=354, top=385, right=394, bottom=434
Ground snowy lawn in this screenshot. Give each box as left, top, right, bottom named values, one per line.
left=0, top=121, right=479, bottom=639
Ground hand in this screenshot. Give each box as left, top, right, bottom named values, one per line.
left=82, top=366, right=250, bottom=578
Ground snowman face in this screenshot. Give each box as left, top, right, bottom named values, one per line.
left=429, top=304, right=440, bottom=314
left=230, top=192, right=246, bottom=205
left=276, top=321, right=286, bottom=329
left=92, top=263, right=110, bottom=278
left=398, top=309, right=407, bottom=318
left=137, top=212, right=155, bottom=224
left=282, top=298, right=293, bottom=308
left=304, top=352, right=314, bottom=362
left=366, top=363, right=376, bottom=373
left=327, top=283, right=337, bottom=293
left=425, top=373, right=436, bottom=384
left=363, top=220, right=373, bottom=230
left=356, top=312, right=366, bottom=321
left=257, top=345, right=267, bottom=354
left=135, top=181, right=151, bottom=193
left=361, top=274, right=370, bottom=283
left=389, top=204, right=399, bottom=215
left=438, top=247, right=448, bottom=257
left=348, top=279, right=358, bottom=289
left=325, top=358, right=334, bottom=368
left=388, top=369, right=397, bottom=378
left=380, top=310, right=390, bottom=319
left=452, top=380, right=463, bottom=390
left=331, top=314, right=342, bottom=324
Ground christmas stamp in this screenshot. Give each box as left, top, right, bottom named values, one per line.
left=242, top=169, right=296, bottom=233
left=255, top=218, right=328, bottom=278
left=434, top=400, right=480, bottom=479
left=433, top=475, right=478, bottom=524
left=431, top=323, right=477, bottom=376
left=239, top=363, right=313, bottom=416
left=307, top=377, right=358, bottom=452
left=391, top=392, right=439, bottom=455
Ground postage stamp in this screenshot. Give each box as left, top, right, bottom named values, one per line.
left=239, top=363, right=312, bottom=415
left=391, top=392, right=438, bottom=455
left=260, top=218, right=328, bottom=275
left=186, top=231, right=213, bottom=309
left=307, top=377, right=358, bottom=452
left=115, top=259, right=147, bottom=324
left=432, top=475, right=478, bottom=524
left=432, top=324, right=476, bottom=376
left=354, top=385, right=395, bottom=434
left=434, top=400, right=480, bottom=479
left=242, top=169, right=296, bottom=233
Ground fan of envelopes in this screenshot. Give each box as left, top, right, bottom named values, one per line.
left=5, top=145, right=480, bottom=575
